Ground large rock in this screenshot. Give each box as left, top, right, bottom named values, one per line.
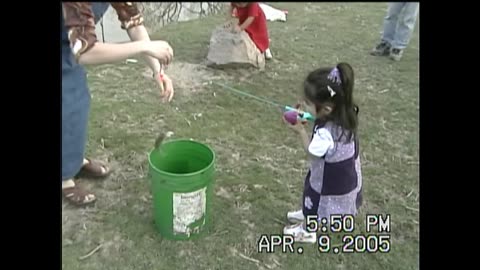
left=206, top=26, right=265, bottom=70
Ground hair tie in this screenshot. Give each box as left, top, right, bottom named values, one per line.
left=327, top=85, right=336, bottom=97
left=327, top=67, right=342, bottom=85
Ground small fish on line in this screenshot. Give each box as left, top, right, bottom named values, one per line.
left=155, top=133, right=166, bottom=150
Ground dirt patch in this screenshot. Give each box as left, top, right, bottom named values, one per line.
left=142, top=62, right=231, bottom=95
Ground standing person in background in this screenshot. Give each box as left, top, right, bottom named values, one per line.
left=226, top=2, right=273, bottom=60
left=62, top=2, right=174, bottom=206
left=370, top=2, right=419, bottom=61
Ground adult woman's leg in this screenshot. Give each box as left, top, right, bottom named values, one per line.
left=61, top=62, right=96, bottom=206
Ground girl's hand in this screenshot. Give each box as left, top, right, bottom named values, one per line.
left=282, top=115, right=306, bottom=134
left=223, top=20, right=233, bottom=29
left=283, top=103, right=309, bottom=133
left=143, top=41, right=174, bottom=66
left=232, top=25, right=242, bottom=33
left=153, top=72, right=174, bottom=102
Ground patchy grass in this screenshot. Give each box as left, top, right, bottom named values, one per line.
left=62, top=3, right=419, bottom=270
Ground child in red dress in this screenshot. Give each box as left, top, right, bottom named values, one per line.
left=228, top=2, right=272, bottom=59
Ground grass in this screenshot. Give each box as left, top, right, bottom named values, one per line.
left=62, top=3, right=419, bottom=270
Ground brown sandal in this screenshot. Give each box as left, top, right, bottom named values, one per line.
left=77, top=158, right=112, bottom=179
left=62, top=186, right=96, bottom=206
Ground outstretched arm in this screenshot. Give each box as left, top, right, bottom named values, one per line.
left=223, top=3, right=238, bottom=30
left=78, top=42, right=147, bottom=65
left=110, top=2, right=174, bottom=102
left=62, top=2, right=146, bottom=65
left=62, top=2, right=172, bottom=66
left=110, top=2, right=161, bottom=75
left=126, top=26, right=162, bottom=74
left=236, top=3, right=259, bottom=32
left=238, top=16, right=255, bottom=31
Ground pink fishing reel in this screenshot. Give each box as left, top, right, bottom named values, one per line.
left=283, top=110, right=299, bottom=125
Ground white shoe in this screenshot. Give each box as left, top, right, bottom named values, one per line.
left=283, top=223, right=317, bottom=244
left=265, top=48, right=273, bottom=60
left=287, top=209, right=304, bottom=223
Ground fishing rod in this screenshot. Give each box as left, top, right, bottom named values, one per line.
left=212, top=82, right=315, bottom=123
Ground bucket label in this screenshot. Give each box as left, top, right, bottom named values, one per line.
left=173, top=187, right=207, bottom=236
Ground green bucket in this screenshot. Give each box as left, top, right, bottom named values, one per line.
left=148, top=139, right=215, bottom=240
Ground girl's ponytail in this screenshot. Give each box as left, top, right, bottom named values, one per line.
left=336, top=63, right=358, bottom=141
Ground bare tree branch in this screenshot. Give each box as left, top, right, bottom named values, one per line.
left=139, top=2, right=226, bottom=32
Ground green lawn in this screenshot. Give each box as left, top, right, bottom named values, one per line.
left=62, top=3, right=419, bottom=270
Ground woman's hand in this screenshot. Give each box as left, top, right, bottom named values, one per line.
left=153, top=72, right=174, bottom=102
left=143, top=41, right=174, bottom=65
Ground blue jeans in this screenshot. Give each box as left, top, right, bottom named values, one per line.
left=61, top=2, right=110, bottom=181
left=381, top=2, right=419, bottom=50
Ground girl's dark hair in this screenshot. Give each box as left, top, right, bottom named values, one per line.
left=303, top=62, right=358, bottom=141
